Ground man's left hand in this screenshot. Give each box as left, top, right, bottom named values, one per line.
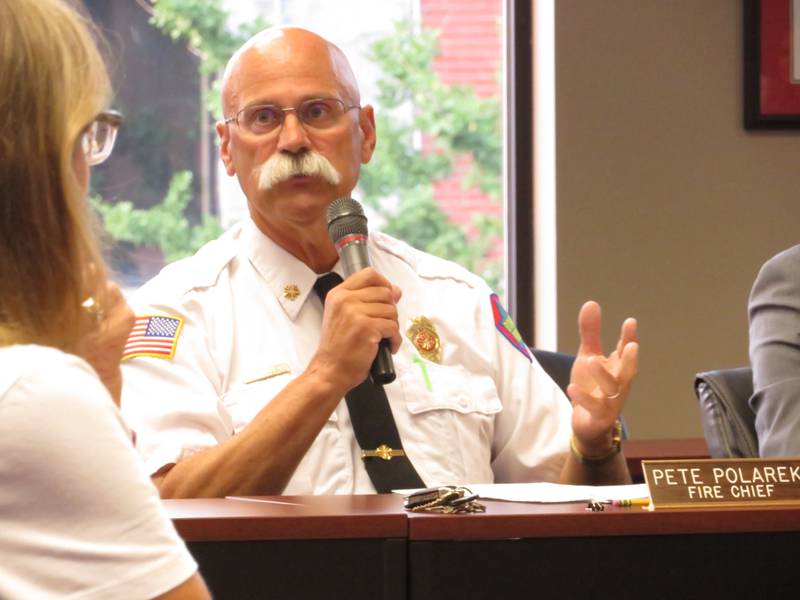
left=567, top=300, right=638, bottom=456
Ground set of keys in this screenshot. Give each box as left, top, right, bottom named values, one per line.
left=403, top=486, right=486, bottom=514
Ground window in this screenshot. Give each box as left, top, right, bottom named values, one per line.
left=87, top=0, right=508, bottom=302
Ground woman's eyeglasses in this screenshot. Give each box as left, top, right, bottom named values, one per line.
left=82, top=110, right=122, bottom=166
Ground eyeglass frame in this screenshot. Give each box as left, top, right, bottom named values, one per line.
left=81, top=110, right=122, bottom=166
left=223, top=97, right=361, bottom=136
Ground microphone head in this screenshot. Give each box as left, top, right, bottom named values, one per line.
left=326, top=197, right=368, bottom=243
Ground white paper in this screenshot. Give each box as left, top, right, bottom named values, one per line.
left=396, top=482, right=650, bottom=504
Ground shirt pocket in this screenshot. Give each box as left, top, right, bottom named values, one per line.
left=401, top=360, right=501, bottom=415
left=397, top=358, right=501, bottom=483
left=221, top=372, right=339, bottom=434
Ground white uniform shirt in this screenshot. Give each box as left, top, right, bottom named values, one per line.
left=121, top=219, right=571, bottom=494
left=0, top=345, right=197, bottom=599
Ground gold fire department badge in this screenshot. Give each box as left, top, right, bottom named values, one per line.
left=406, top=316, right=442, bottom=363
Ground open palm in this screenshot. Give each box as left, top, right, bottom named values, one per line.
left=568, top=301, right=638, bottom=445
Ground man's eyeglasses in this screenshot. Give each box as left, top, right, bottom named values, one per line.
left=82, top=110, right=122, bottom=166
left=224, top=98, right=360, bottom=136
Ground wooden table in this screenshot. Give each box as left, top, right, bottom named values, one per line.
left=406, top=499, right=800, bottom=599
left=165, top=493, right=800, bottom=600
left=165, top=495, right=408, bottom=600
left=163, top=438, right=800, bottom=600
left=623, top=437, right=709, bottom=481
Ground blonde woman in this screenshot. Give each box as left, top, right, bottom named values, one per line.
left=0, top=1, right=209, bottom=598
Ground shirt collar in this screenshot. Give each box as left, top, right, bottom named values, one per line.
left=243, top=218, right=343, bottom=320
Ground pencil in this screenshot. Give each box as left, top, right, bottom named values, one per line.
left=612, top=498, right=651, bottom=507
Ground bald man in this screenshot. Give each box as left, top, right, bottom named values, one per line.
left=120, top=27, right=639, bottom=498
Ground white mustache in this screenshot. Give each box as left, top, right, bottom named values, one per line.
left=255, top=150, right=341, bottom=190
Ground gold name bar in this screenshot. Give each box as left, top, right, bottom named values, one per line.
left=642, top=458, right=800, bottom=509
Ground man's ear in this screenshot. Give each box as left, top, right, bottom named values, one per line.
left=358, top=105, right=377, bottom=164
left=216, top=121, right=236, bottom=176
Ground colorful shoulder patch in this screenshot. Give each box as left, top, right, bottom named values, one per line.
left=121, top=315, right=184, bottom=361
left=490, top=294, right=531, bottom=362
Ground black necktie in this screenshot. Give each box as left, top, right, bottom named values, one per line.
left=313, top=272, right=425, bottom=493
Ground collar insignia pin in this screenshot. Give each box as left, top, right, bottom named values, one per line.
left=283, top=284, right=300, bottom=301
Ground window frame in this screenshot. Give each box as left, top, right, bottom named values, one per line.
left=506, top=0, right=535, bottom=344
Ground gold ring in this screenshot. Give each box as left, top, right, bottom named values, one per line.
left=607, top=391, right=621, bottom=400
left=81, top=297, right=105, bottom=322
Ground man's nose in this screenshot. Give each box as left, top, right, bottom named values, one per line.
left=276, top=111, right=311, bottom=154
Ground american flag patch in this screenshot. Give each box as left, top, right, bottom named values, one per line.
left=121, top=315, right=183, bottom=361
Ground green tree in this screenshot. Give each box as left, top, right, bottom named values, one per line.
left=92, top=0, right=266, bottom=270
left=360, top=22, right=503, bottom=289
left=365, top=23, right=502, bottom=199
left=91, top=171, right=222, bottom=263
left=93, top=5, right=503, bottom=290
left=146, top=0, right=268, bottom=115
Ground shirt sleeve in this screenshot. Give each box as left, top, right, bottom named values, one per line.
left=0, top=351, right=198, bottom=600
left=748, top=246, right=800, bottom=457
left=481, top=291, right=572, bottom=483
left=121, top=289, right=234, bottom=476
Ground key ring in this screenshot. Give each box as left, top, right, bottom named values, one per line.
left=403, top=486, right=486, bottom=514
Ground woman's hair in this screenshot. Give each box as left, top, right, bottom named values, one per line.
left=0, top=0, right=112, bottom=349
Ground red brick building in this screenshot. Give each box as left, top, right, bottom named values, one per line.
left=421, top=0, right=503, bottom=230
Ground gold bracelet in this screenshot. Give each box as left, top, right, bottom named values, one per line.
left=570, top=420, right=623, bottom=465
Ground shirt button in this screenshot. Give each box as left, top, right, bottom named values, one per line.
left=458, top=398, right=469, bottom=410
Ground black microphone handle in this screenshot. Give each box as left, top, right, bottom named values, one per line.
left=371, top=339, right=396, bottom=385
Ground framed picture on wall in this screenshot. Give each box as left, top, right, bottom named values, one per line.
left=743, top=0, right=800, bottom=129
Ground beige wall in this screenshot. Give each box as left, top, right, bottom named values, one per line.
left=553, top=0, right=800, bottom=438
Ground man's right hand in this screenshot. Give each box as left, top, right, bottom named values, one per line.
left=309, top=268, right=402, bottom=394
left=154, top=268, right=403, bottom=499
left=74, top=281, right=135, bottom=406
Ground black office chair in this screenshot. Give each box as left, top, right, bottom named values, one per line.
left=531, top=348, right=575, bottom=396
left=531, top=348, right=629, bottom=439
left=694, top=367, right=758, bottom=458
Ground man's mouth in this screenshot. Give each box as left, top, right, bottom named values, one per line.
left=283, top=173, right=317, bottom=185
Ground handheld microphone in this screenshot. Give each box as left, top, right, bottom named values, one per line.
left=326, top=197, right=396, bottom=385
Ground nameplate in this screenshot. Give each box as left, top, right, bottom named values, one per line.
left=642, top=458, right=800, bottom=509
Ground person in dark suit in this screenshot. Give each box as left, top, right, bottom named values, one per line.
left=748, top=244, right=800, bottom=456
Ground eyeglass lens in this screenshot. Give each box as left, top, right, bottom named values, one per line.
left=83, top=119, right=118, bottom=166
left=238, top=98, right=351, bottom=135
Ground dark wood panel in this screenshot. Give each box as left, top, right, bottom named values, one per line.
left=406, top=499, right=800, bottom=540
left=190, top=537, right=406, bottom=600
left=623, top=437, right=709, bottom=481
left=165, top=494, right=407, bottom=541
left=409, top=531, right=798, bottom=600
left=164, top=492, right=800, bottom=599
left=169, top=496, right=408, bottom=599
